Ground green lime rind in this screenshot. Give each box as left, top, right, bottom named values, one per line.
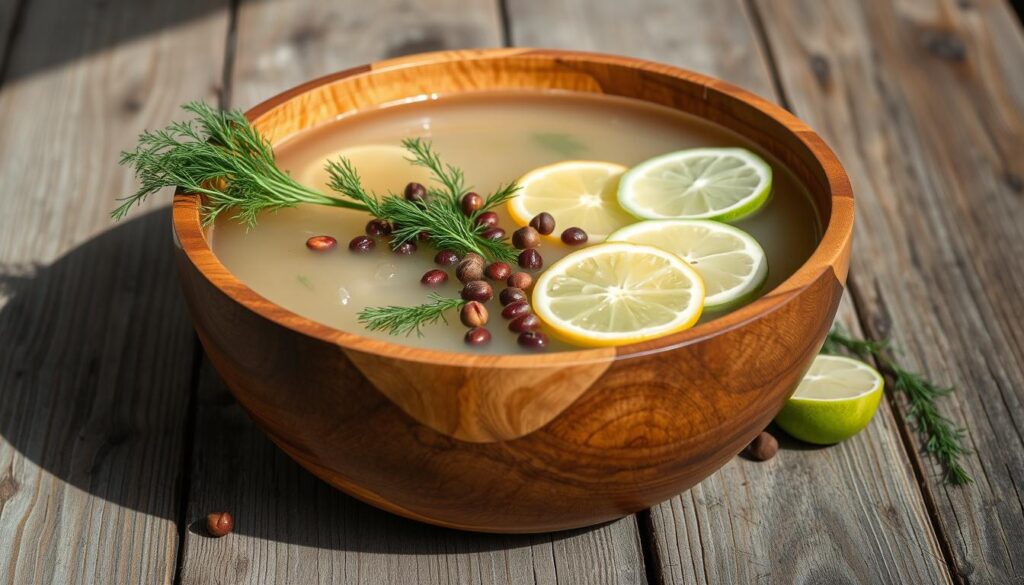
left=617, top=148, right=773, bottom=223
left=774, top=356, right=884, bottom=445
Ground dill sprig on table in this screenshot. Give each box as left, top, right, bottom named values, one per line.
left=357, top=293, right=466, bottom=337
left=823, top=327, right=972, bottom=485
left=114, top=102, right=519, bottom=262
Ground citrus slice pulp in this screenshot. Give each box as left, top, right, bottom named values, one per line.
left=531, top=242, right=705, bottom=347
left=774, top=355, right=885, bottom=445
left=617, top=148, right=772, bottom=221
left=607, top=219, right=768, bottom=310
left=508, top=161, right=635, bottom=241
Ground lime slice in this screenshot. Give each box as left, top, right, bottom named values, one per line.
left=532, top=242, right=705, bottom=347
left=607, top=219, right=767, bottom=311
left=774, top=355, right=884, bottom=445
left=617, top=148, right=772, bottom=221
left=508, top=161, right=636, bottom=241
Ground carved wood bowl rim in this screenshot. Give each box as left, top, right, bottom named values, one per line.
left=172, top=48, right=853, bottom=368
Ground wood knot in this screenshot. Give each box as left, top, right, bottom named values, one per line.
left=290, top=22, right=327, bottom=52
left=122, top=95, right=144, bottom=114
left=808, top=54, right=831, bottom=89
left=0, top=475, right=19, bottom=503
left=385, top=32, right=449, bottom=59
left=1004, top=172, right=1022, bottom=195
left=924, top=31, right=967, bottom=62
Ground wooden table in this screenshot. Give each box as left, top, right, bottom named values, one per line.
left=0, top=0, right=1021, bottom=582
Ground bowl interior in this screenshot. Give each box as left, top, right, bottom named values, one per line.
left=172, top=48, right=853, bottom=366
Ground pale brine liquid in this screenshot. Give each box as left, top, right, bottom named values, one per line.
left=211, top=91, right=820, bottom=354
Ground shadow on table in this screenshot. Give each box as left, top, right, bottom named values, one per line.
left=0, top=209, right=607, bottom=552
left=188, top=361, right=617, bottom=552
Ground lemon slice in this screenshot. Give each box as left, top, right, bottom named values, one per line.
left=301, top=144, right=433, bottom=193
left=617, top=148, right=772, bottom=221
left=508, top=161, right=636, bottom=241
left=532, top=242, right=705, bottom=347
left=774, top=355, right=884, bottom=445
left=607, top=220, right=768, bottom=311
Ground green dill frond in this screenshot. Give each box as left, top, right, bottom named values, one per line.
left=357, top=293, right=465, bottom=337
left=823, top=326, right=972, bottom=485
left=115, top=101, right=366, bottom=227
left=479, top=181, right=520, bottom=213
left=402, top=137, right=465, bottom=208
left=325, top=157, right=383, bottom=217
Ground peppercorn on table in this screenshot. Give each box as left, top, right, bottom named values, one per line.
left=0, top=0, right=1022, bottom=583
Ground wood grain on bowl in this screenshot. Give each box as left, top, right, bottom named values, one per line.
left=172, top=48, right=853, bottom=532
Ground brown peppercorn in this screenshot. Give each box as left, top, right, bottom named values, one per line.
left=460, top=192, right=483, bottom=216
left=456, top=258, right=485, bottom=283
left=508, top=313, right=541, bottom=333
left=417, top=231, right=431, bottom=241
left=499, top=287, right=527, bottom=306
left=561, top=227, right=588, bottom=246
left=420, top=269, right=448, bottom=287
left=460, top=301, right=489, bottom=328
left=485, top=262, right=512, bottom=281
left=206, top=512, right=234, bottom=538
left=475, top=211, right=499, bottom=228
left=744, top=431, right=779, bottom=461
left=529, top=212, right=556, bottom=235
left=305, top=235, right=337, bottom=252
left=464, top=327, right=492, bottom=346
left=507, top=272, right=533, bottom=290
left=393, top=241, right=417, bottom=255
left=404, top=182, right=427, bottom=203
left=518, top=248, right=543, bottom=270
left=501, top=300, right=531, bottom=320
left=481, top=227, right=506, bottom=241
left=462, top=252, right=485, bottom=266
left=517, top=331, right=549, bottom=350
left=461, top=280, right=493, bottom=303
left=512, top=226, right=540, bottom=249
left=434, top=250, right=459, bottom=266
left=348, top=235, right=375, bottom=253
left=365, top=219, right=392, bottom=237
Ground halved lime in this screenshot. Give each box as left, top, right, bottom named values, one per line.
left=532, top=242, right=705, bottom=347
left=775, top=355, right=884, bottom=445
left=617, top=148, right=772, bottom=221
left=607, top=219, right=767, bottom=311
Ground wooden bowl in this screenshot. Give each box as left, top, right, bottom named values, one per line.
left=172, top=49, right=853, bottom=533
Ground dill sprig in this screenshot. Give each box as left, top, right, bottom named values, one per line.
left=480, top=181, right=521, bottom=213
left=823, top=327, right=972, bottom=485
left=324, top=157, right=383, bottom=217
left=381, top=196, right=517, bottom=263
left=114, top=103, right=520, bottom=262
left=402, top=137, right=465, bottom=209
left=115, top=101, right=367, bottom=226
left=401, top=137, right=520, bottom=215
left=357, top=293, right=465, bottom=337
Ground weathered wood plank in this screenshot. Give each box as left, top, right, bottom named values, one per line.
left=177, top=2, right=647, bottom=583
left=506, top=0, right=952, bottom=583
left=0, top=0, right=228, bottom=583
left=754, top=0, right=1024, bottom=581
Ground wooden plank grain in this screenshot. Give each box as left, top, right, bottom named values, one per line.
left=176, top=1, right=647, bottom=583
left=752, top=0, right=1024, bottom=582
left=0, top=0, right=228, bottom=583
left=506, top=0, right=952, bottom=583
